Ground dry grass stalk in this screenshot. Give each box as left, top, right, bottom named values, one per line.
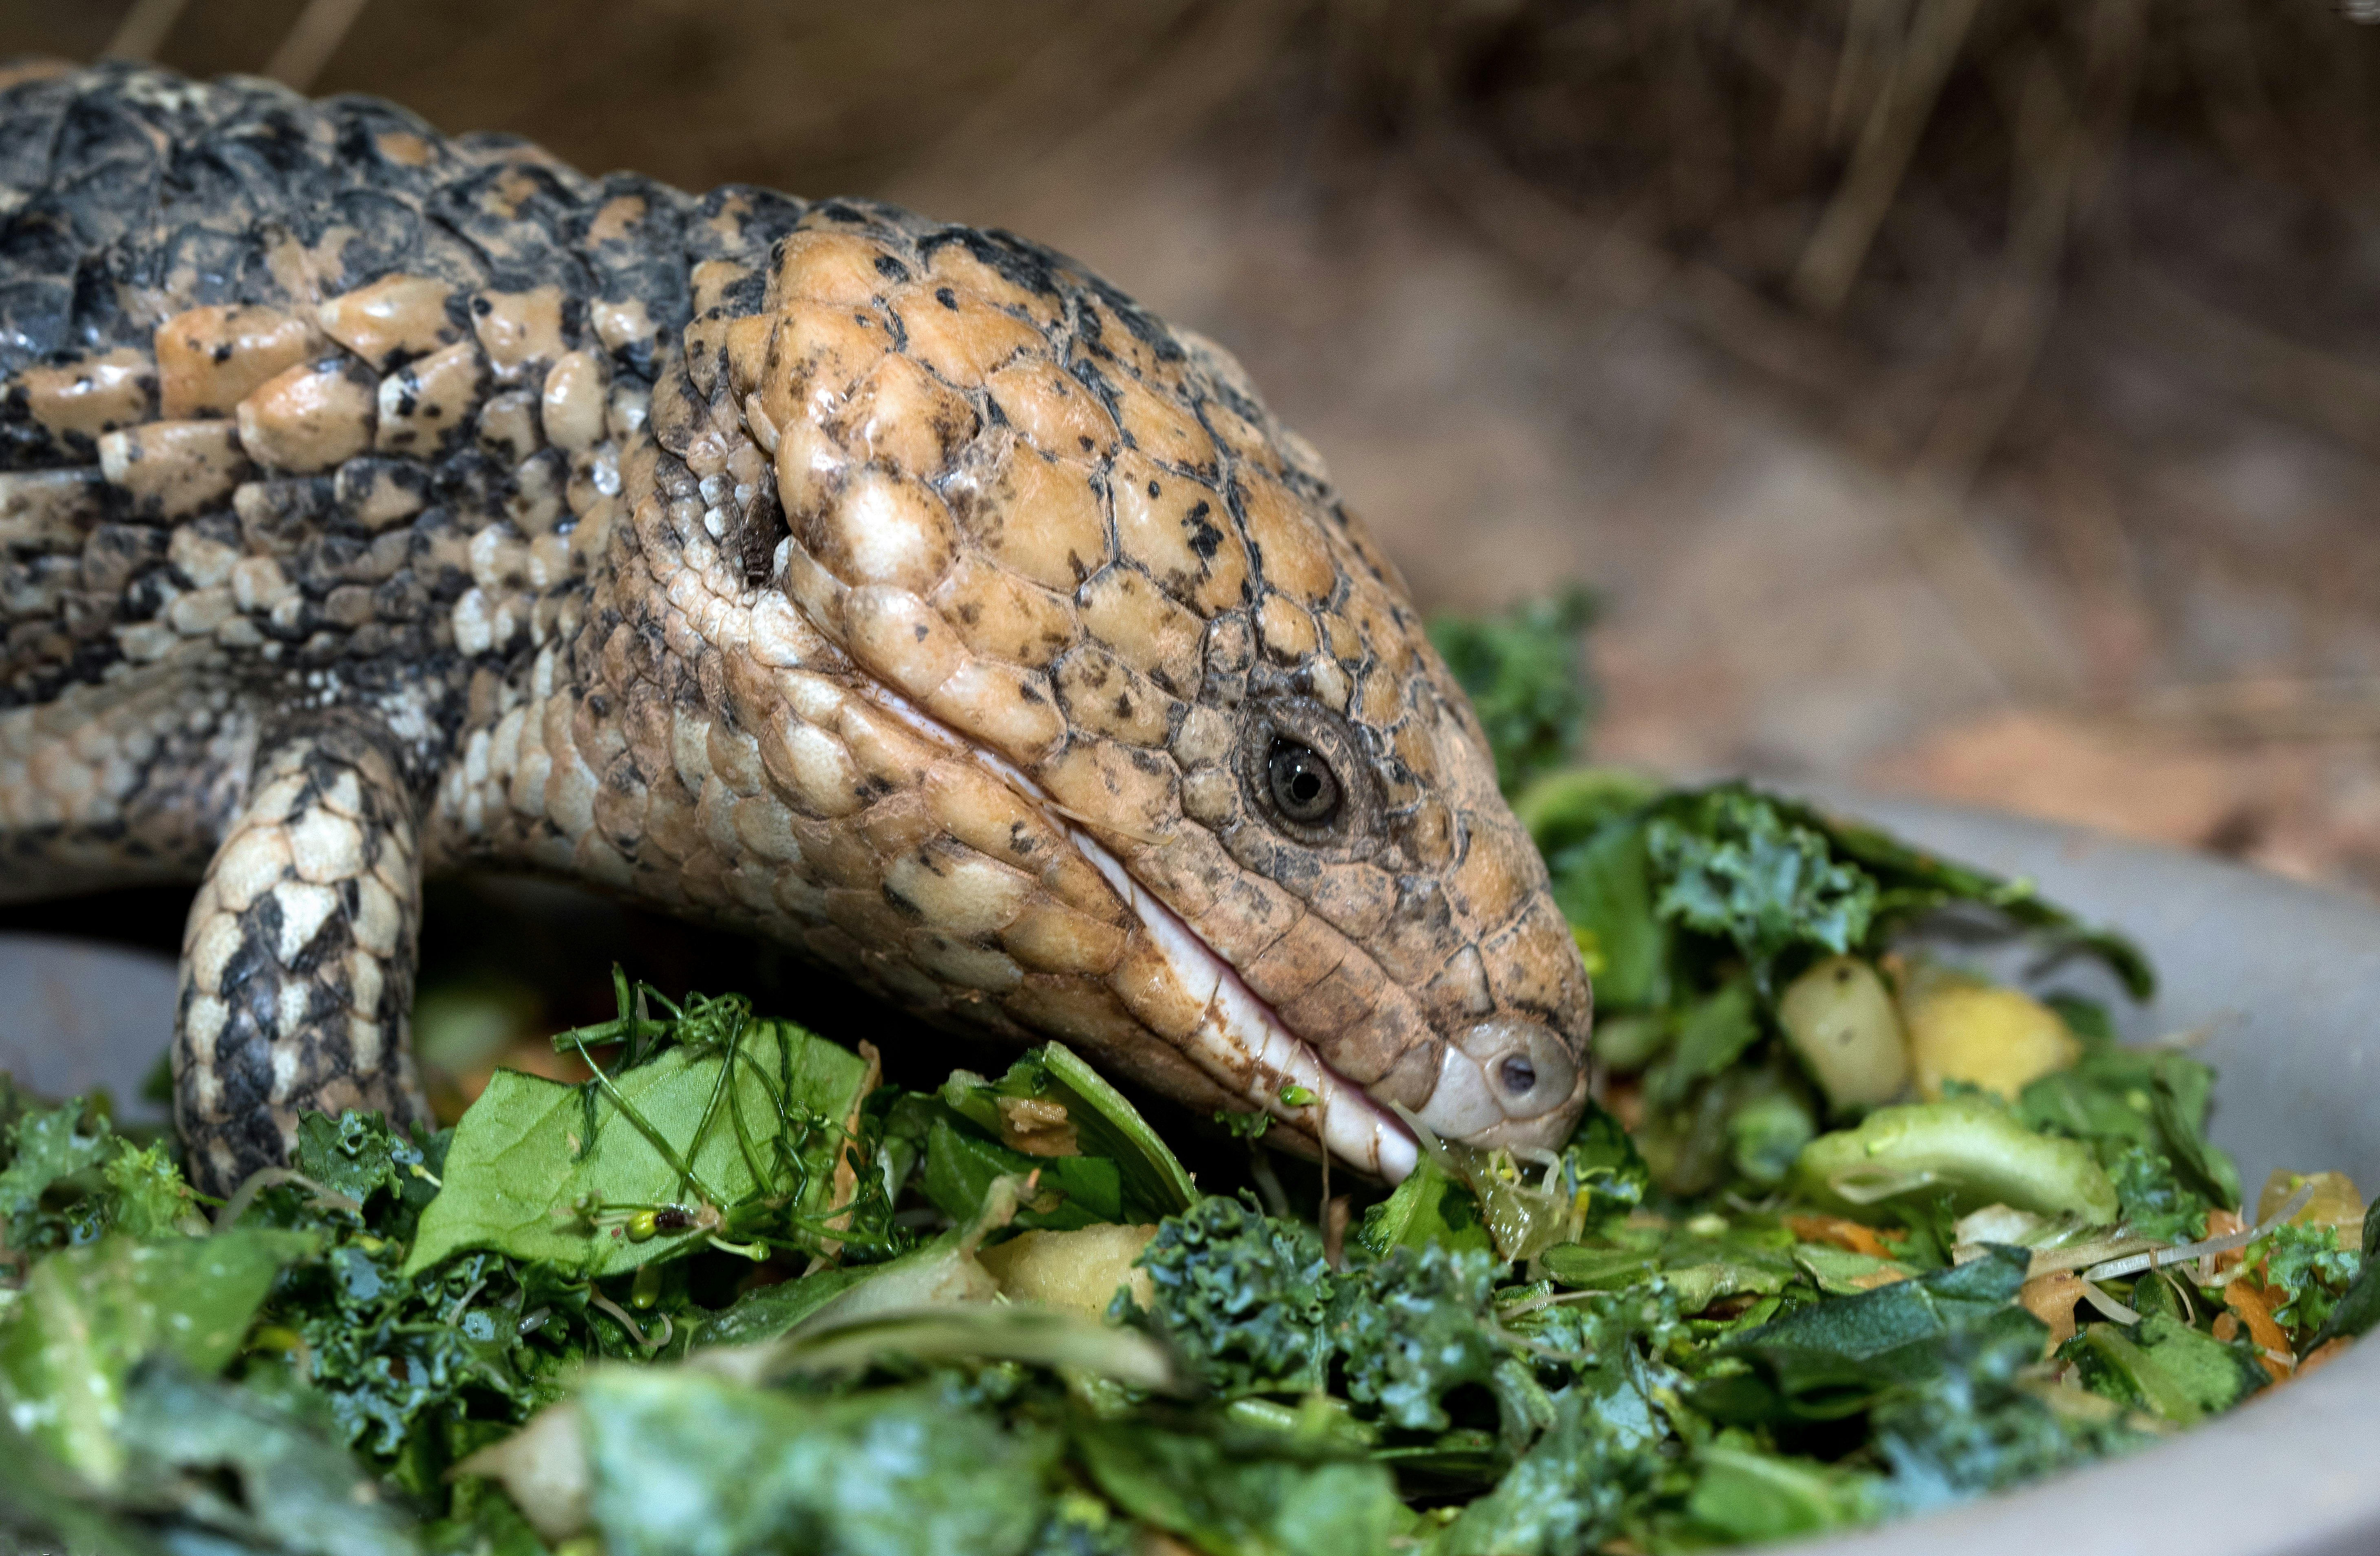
left=264, top=0, right=373, bottom=93
left=1791, top=0, right=1981, bottom=316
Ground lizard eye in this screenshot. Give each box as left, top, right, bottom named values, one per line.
left=1237, top=696, right=1375, bottom=854
left=1265, top=739, right=1341, bottom=826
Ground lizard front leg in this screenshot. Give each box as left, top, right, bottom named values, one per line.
left=174, top=716, right=430, bottom=1196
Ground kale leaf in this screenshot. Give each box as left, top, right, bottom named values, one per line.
left=2254, top=1222, right=2361, bottom=1334
left=1874, top=1324, right=2155, bottom=1511
left=1076, top=1416, right=1406, bottom=1556
left=1130, top=1195, right=1336, bottom=1394
left=579, top=1370, right=1058, bottom=1556
left=241, top=1112, right=628, bottom=1482
left=1429, top=1389, right=1639, bottom=1556
left=2309, top=1202, right=2380, bottom=1349
left=293, top=1109, right=442, bottom=1225
left=1134, top=1201, right=1537, bottom=1439
left=0, top=1096, right=199, bottom=1252
left=1434, top=1338, right=1678, bottom=1556
left=1647, top=789, right=1877, bottom=978
left=1329, top=1242, right=1507, bottom=1433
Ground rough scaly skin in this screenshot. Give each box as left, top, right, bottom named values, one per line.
left=0, top=62, right=1592, bottom=1195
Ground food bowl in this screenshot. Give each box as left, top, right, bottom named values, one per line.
left=1780, top=793, right=2380, bottom=1556
left=2, top=795, right=2374, bottom=1553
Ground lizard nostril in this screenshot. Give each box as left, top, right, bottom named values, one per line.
left=1499, top=1054, right=1537, bottom=1094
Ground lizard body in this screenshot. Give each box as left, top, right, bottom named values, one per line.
left=0, top=61, right=1590, bottom=1193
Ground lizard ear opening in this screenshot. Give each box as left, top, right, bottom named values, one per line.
left=740, top=479, right=788, bottom=585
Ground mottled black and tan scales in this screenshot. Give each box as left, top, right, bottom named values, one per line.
left=0, top=60, right=1592, bottom=1196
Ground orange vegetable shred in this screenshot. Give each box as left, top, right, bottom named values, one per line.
left=1786, top=1214, right=1895, bottom=1259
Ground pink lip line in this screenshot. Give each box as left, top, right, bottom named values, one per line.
left=1068, top=830, right=1420, bottom=1181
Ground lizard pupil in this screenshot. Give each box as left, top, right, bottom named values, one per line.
left=1266, top=741, right=1340, bottom=826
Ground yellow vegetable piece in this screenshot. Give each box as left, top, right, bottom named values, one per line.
left=1777, top=956, right=1910, bottom=1109
left=2256, top=1169, right=2365, bottom=1249
left=1903, top=978, right=2080, bottom=1101
left=976, top=1224, right=1158, bottom=1317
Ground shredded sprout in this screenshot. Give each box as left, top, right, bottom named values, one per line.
left=2077, top=1279, right=2141, bottom=1324
left=2079, top=1181, right=2316, bottom=1285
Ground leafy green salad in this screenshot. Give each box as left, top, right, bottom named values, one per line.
left=1, top=600, right=2373, bottom=1556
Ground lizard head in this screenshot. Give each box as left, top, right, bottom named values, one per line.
left=635, top=204, right=1590, bottom=1178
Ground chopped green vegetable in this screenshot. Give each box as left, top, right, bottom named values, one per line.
left=2018, top=1042, right=2239, bottom=1237
left=1791, top=1097, right=2120, bottom=1223
left=923, top=1110, right=1124, bottom=1229
left=1128, top=1195, right=1335, bottom=1395
left=1428, top=587, right=1598, bottom=793
left=1331, top=1242, right=1507, bottom=1433
left=113, top=1362, right=423, bottom=1556
left=1357, top=1146, right=1495, bottom=1258
left=1078, top=1417, right=1406, bottom=1556
left=2252, top=1221, right=2361, bottom=1333
left=0, top=1095, right=202, bottom=1251
left=0, top=1229, right=314, bottom=1485
left=1694, top=1247, right=2047, bottom=1427
left=1685, top=1444, right=1881, bottom=1545
left=577, top=1370, right=1058, bottom=1556
left=2068, top=1318, right=2254, bottom=1426
left=1647, top=979, right=1762, bottom=1109
left=1525, top=786, right=1669, bottom=1010
left=1431, top=1382, right=1663, bottom=1555
left=1037, top=1044, right=1199, bottom=1215
left=406, top=994, right=874, bottom=1278
left=0, top=758, right=2320, bottom=1554
left=941, top=1046, right=1197, bottom=1221
left=1543, top=1218, right=1802, bottom=1315
left=1647, top=789, right=1878, bottom=978
left=1873, top=1324, right=2158, bottom=1510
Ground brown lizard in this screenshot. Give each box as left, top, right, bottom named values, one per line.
left=0, top=60, right=1591, bottom=1195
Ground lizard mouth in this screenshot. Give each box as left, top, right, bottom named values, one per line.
left=848, top=684, right=1418, bottom=1179
left=1069, top=831, right=1420, bottom=1182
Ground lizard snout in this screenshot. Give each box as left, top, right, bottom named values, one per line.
left=1408, top=1016, right=1587, bottom=1153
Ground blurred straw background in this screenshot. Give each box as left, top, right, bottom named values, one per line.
left=13, top=2, right=2380, bottom=899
